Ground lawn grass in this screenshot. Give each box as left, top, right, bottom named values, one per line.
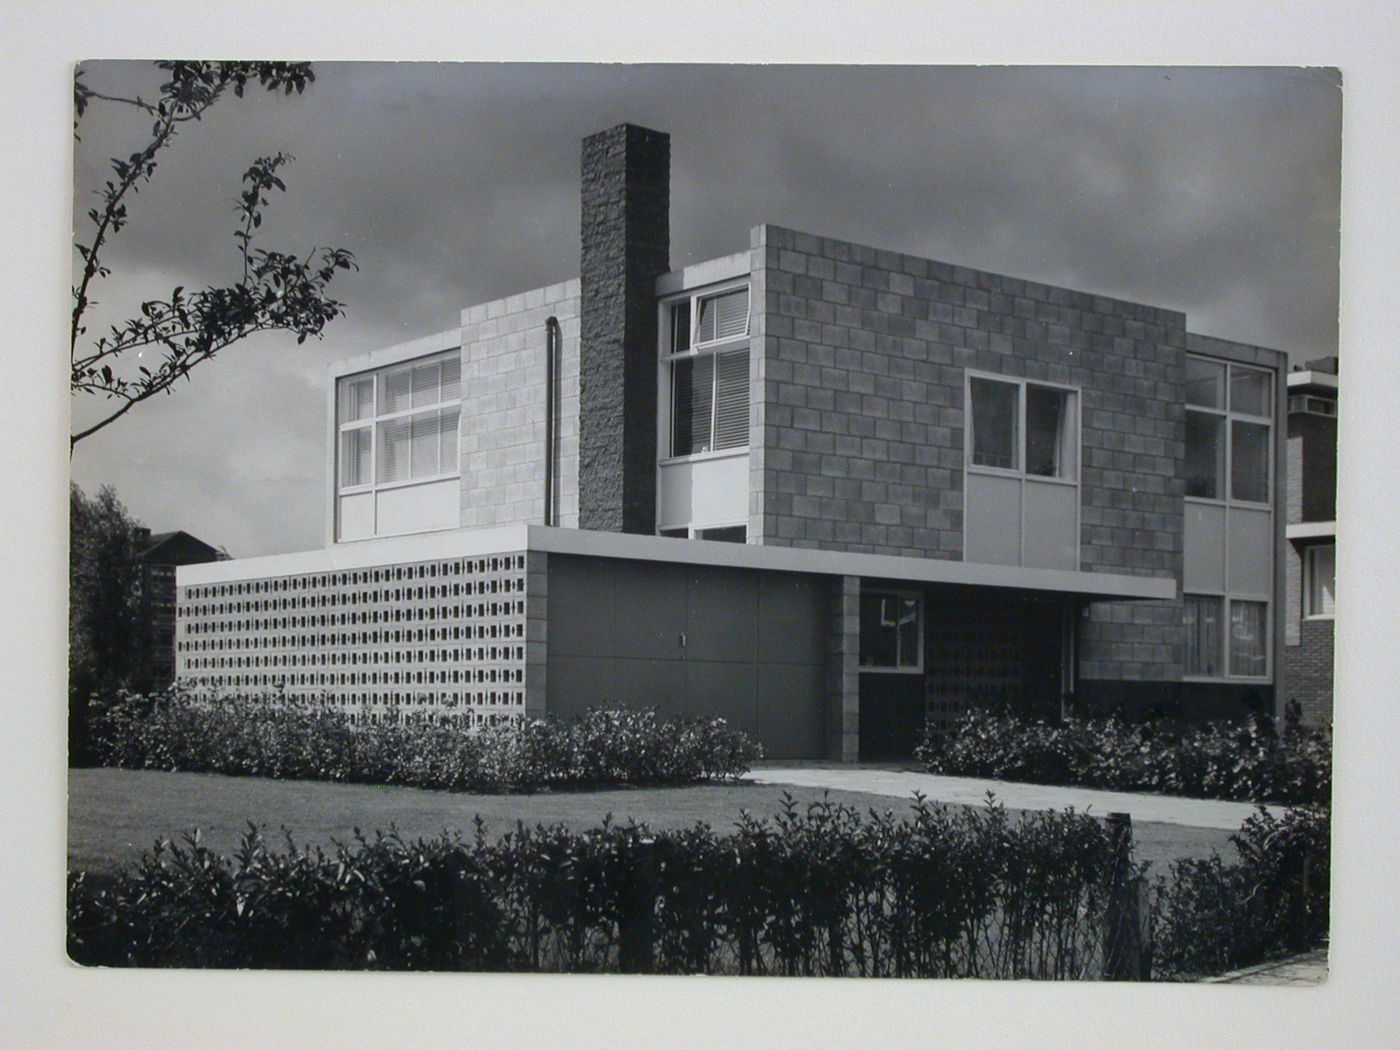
left=68, top=767, right=1237, bottom=878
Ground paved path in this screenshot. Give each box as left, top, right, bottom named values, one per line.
left=747, top=767, right=1286, bottom=830
left=1206, top=948, right=1328, bottom=984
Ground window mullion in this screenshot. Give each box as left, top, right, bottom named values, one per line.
left=709, top=348, right=720, bottom=450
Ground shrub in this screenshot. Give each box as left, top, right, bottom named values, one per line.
left=1152, top=805, right=1330, bottom=979
left=917, top=711, right=1331, bottom=804
left=88, top=688, right=762, bottom=793
left=68, top=797, right=1132, bottom=978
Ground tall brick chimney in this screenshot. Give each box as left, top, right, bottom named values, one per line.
left=577, top=124, right=670, bottom=533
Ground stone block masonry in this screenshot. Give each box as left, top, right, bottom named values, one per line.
left=578, top=124, right=670, bottom=534
left=459, top=280, right=581, bottom=530
left=750, top=224, right=1192, bottom=682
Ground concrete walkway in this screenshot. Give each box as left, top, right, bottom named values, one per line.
left=1205, top=948, right=1328, bottom=984
left=747, top=767, right=1287, bottom=830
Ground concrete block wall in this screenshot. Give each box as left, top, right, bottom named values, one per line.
left=750, top=224, right=1194, bottom=682
left=826, top=575, right=860, bottom=762
left=748, top=224, right=1187, bottom=578
left=459, top=280, right=581, bottom=529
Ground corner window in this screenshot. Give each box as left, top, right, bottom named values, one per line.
left=968, top=375, right=1077, bottom=479
left=1304, top=544, right=1336, bottom=619
left=1185, top=593, right=1270, bottom=679
left=664, top=285, right=750, bottom=458
left=337, top=351, right=461, bottom=493
left=1186, top=357, right=1273, bottom=504
left=859, top=592, right=923, bottom=672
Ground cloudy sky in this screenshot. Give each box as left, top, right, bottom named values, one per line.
left=70, top=63, right=1342, bottom=558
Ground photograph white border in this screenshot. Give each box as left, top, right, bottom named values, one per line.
left=2, top=2, right=1397, bottom=1047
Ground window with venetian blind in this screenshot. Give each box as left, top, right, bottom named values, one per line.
left=665, top=285, right=750, bottom=457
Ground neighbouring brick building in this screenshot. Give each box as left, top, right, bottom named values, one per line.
left=177, top=124, right=1290, bottom=760
left=138, top=529, right=225, bottom=689
left=1281, top=358, right=1338, bottom=725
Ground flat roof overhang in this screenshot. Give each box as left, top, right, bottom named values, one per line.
left=1286, top=521, right=1337, bottom=541
left=181, top=524, right=1175, bottom=602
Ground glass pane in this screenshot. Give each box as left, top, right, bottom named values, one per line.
left=1229, top=600, right=1268, bottom=677
left=440, top=357, right=461, bottom=402
left=713, top=349, right=749, bottom=450
left=1025, top=385, right=1072, bottom=478
left=339, top=377, right=374, bottom=423
left=695, top=288, right=749, bottom=343
left=970, top=377, right=1019, bottom=470
left=439, top=408, right=460, bottom=473
left=1231, top=420, right=1270, bottom=503
left=1308, top=544, right=1336, bottom=617
left=1185, top=357, right=1226, bottom=409
left=381, top=368, right=412, bottom=414
left=671, top=300, right=691, bottom=353
left=671, top=354, right=715, bottom=456
left=1185, top=411, right=1225, bottom=499
left=895, top=597, right=920, bottom=668
left=339, top=427, right=370, bottom=487
left=377, top=418, right=411, bottom=482
left=1184, top=595, right=1223, bottom=677
left=859, top=595, right=899, bottom=668
left=411, top=362, right=439, bottom=408
left=410, top=412, right=439, bottom=477
left=1230, top=366, right=1272, bottom=417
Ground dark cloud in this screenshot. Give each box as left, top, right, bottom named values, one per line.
left=70, top=63, right=1340, bottom=557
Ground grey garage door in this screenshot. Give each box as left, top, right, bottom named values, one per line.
left=545, top=554, right=828, bottom=759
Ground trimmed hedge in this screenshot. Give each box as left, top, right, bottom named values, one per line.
left=69, top=797, right=1127, bottom=977
left=88, top=689, right=761, bottom=792
left=1152, top=805, right=1330, bottom=979
left=916, top=712, right=1331, bottom=805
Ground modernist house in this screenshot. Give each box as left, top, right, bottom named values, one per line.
left=176, top=124, right=1287, bottom=760
left=1282, top=358, right=1338, bottom=725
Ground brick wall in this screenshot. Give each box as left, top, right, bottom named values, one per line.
left=1284, top=617, right=1334, bottom=725
left=458, top=281, right=581, bottom=530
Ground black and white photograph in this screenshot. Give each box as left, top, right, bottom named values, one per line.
left=65, top=58, right=1337, bottom=979
left=5, top=3, right=1400, bottom=1047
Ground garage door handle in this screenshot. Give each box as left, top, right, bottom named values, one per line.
left=679, top=632, right=686, bottom=649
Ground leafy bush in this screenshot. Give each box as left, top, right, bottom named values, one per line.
left=1152, top=805, right=1330, bottom=979
left=917, top=711, right=1331, bottom=804
left=68, top=796, right=1130, bottom=978
left=88, top=688, right=761, bottom=792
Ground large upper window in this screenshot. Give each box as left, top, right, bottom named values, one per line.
left=337, top=352, right=461, bottom=492
left=664, top=285, right=750, bottom=458
left=1185, top=357, right=1273, bottom=504
left=968, top=375, right=1078, bottom=479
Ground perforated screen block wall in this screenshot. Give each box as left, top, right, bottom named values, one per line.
left=177, top=552, right=534, bottom=725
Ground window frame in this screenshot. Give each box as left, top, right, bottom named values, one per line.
left=858, top=590, right=925, bottom=674
left=1184, top=355, right=1275, bottom=508
left=336, top=350, right=462, bottom=499
left=1304, top=543, right=1336, bottom=621
left=964, top=370, right=1081, bottom=486
left=659, top=280, right=752, bottom=464
left=1182, top=591, right=1272, bottom=682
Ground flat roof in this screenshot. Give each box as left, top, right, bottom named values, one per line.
left=1287, top=370, right=1340, bottom=393
left=180, top=524, right=1176, bottom=601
